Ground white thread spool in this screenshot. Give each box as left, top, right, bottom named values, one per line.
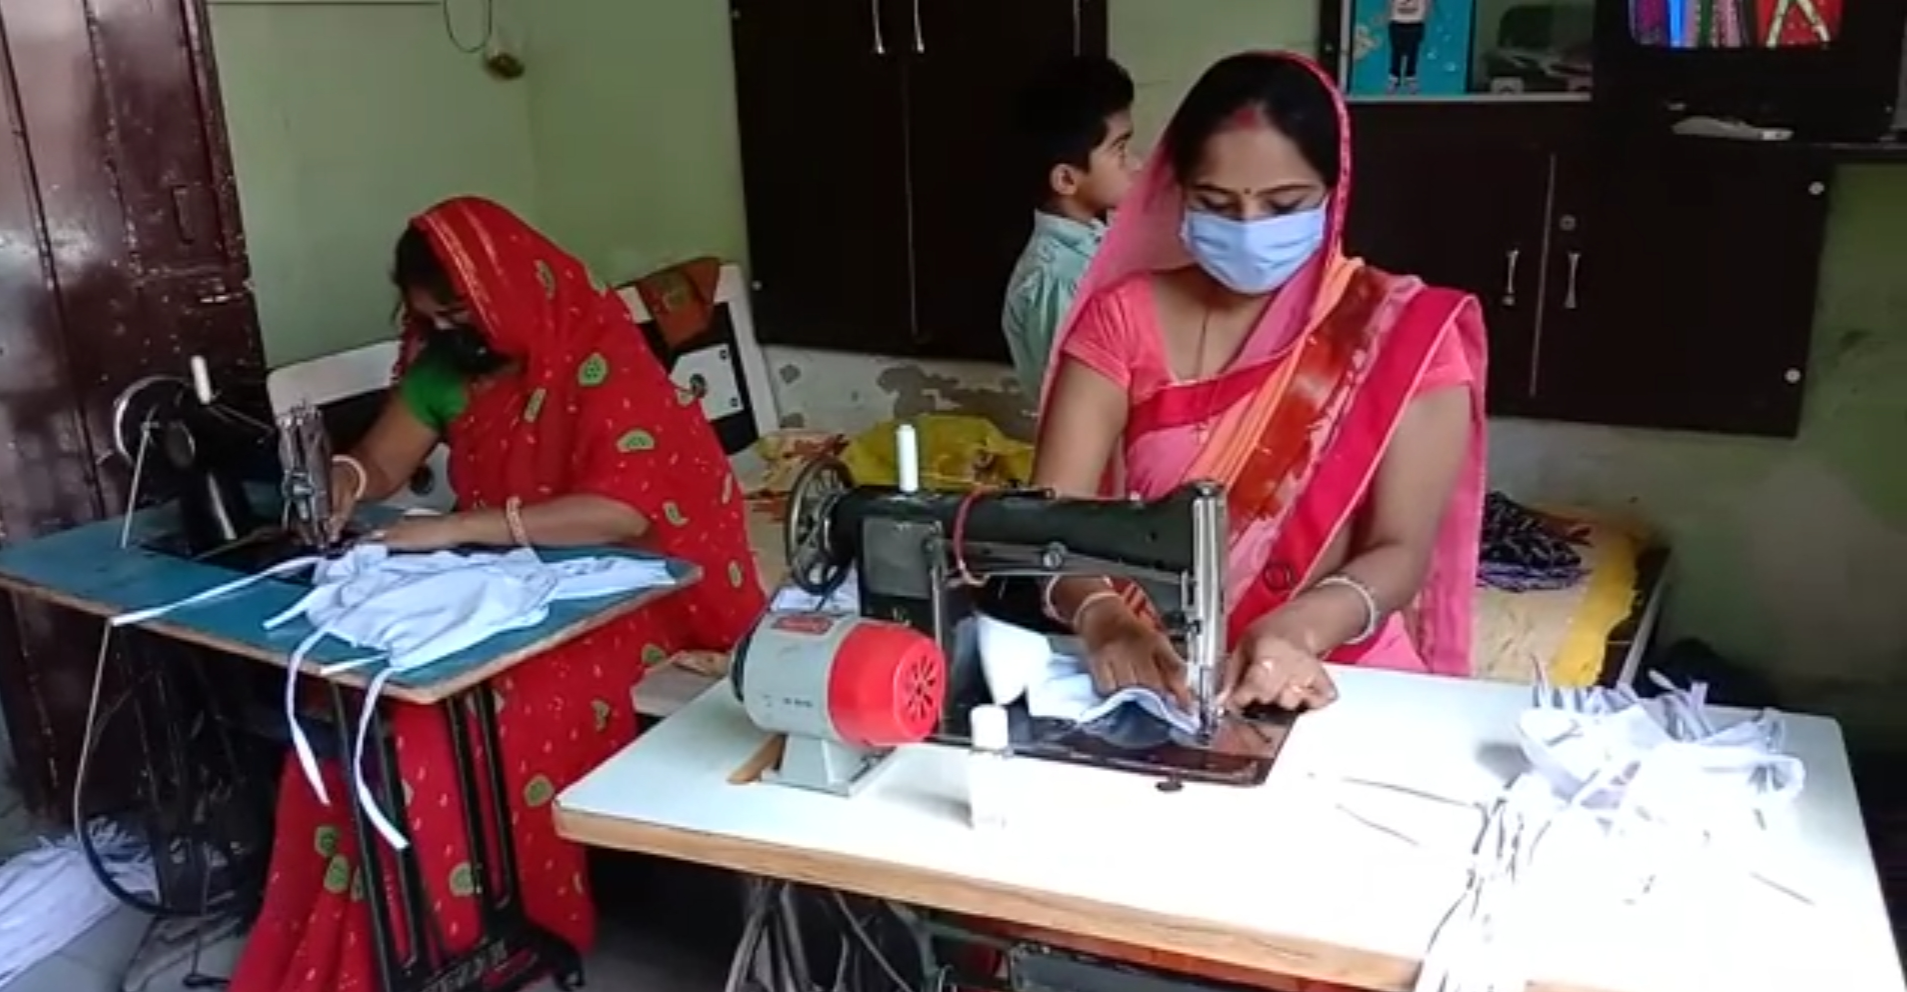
left=967, top=704, right=1013, bottom=832
left=895, top=423, right=920, bottom=494
left=188, top=356, right=214, bottom=405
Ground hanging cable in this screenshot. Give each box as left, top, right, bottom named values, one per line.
left=75, top=411, right=260, bottom=919
left=442, top=0, right=494, bottom=55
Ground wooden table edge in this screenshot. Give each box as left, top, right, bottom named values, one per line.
left=551, top=805, right=1455, bottom=992
left=0, top=566, right=701, bottom=706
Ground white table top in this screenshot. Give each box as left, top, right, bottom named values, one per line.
left=556, top=667, right=1903, bottom=992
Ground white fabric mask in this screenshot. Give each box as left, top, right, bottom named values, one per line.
left=115, top=544, right=678, bottom=850
left=1410, top=674, right=1807, bottom=992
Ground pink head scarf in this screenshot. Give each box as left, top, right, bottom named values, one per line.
left=1031, top=51, right=1487, bottom=678
left=1036, top=50, right=1357, bottom=418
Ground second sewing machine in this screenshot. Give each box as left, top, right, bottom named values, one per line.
left=731, top=426, right=1297, bottom=795
left=111, top=357, right=356, bottom=573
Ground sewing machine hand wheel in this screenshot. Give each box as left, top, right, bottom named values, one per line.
left=784, top=454, right=853, bottom=599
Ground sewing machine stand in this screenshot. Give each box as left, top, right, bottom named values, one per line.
left=910, top=910, right=1253, bottom=992
left=326, top=679, right=584, bottom=992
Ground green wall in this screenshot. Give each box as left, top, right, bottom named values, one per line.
left=210, top=0, right=539, bottom=365
left=210, top=0, right=1907, bottom=739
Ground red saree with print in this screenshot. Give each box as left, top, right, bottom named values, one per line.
left=231, top=198, right=766, bottom=992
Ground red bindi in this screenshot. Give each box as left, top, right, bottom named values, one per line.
left=1224, top=105, right=1268, bottom=128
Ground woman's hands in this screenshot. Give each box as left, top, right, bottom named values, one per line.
left=1220, top=616, right=1338, bottom=713
left=324, top=461, right=366, bottom=541
left=371, top=513, right=473, bottom=552
left=1075, top=600, right=1340, bottom=715
left=1077, top=599, right=1193, bottom=709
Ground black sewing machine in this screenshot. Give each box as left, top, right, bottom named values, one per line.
left=110, top=361, right=337, bottom=575
left=780, top=454, right=1293, bottom=787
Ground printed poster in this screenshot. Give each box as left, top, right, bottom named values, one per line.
left=1345, top=0, right=1475, bottom=97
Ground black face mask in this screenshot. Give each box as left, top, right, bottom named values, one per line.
left=420, top=324, right=508, bottom=377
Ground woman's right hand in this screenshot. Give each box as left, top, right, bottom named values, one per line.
left=325, top=460, right=365, bottom=540
left=1077, top=599, right=1192, bottom=708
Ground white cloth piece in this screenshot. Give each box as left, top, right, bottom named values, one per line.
left=1408, top=673, right=1807, bottom=992
left=976, top=614, right=1199, bottom=735
left=768, top=568, right=860, bottom=612
left=0, top=820, right=155, bottom=989
left=976, top=612, right=1045, bottom=705
left=114, top=544, right=677, bottom=852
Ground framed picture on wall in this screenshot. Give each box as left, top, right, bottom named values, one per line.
left=1344, top=0, right=1478, bottom=96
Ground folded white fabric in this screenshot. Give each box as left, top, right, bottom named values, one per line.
left=1410, top=673, right=1807, bottom=992
left=976, top=614, right=1199, bottom=735
left=114, top=544, right=678, bottom=851
left=0, top=821, right=155, bottom=989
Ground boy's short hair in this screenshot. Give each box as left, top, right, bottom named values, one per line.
left=1012, top=56, right=1135, bottom=207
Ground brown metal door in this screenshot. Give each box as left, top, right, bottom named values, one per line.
left=0, top=0, right=263, bottom=811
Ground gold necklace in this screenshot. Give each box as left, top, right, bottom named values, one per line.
left=1193, top=306, right=1216, bottom=441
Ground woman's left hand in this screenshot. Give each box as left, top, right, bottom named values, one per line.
left=1220, top=618, right=1339, bottom=713
left=371, top=514, right=473, bottom=552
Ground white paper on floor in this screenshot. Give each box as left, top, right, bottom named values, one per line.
left=0, top=820, right=155, bottom=988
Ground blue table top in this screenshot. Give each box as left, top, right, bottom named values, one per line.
left=0, top=502, right=699, bottom=704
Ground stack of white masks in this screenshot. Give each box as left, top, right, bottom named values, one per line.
left=1412, top=674, right=1806, bottom=992
left=114, top=544, right=677, bottom=850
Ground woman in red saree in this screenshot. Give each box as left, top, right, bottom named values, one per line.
left=1036, top=50, right=1485, bottom=714
left=230, top=197, right=766, bottom=992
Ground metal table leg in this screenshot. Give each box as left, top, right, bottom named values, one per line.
left=328, top=682, right=584, bottom=992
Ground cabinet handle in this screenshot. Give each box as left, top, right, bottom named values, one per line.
left=1564, top=251, right=1581, bottom=310
left=911, top=0, right=925, bottom=53
left=1501, top=248, right=1519, bottom=307
left=1072, top=0, right=1083, bottom=52
left=870, top=0, right=886, bottom=55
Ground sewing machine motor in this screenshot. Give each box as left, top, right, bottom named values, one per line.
left=779, top=451, right=1293, bottom=787
left=730, top=612, right=947, bottom=795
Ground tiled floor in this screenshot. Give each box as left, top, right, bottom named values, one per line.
left=10, top=894, right=732, bottom=992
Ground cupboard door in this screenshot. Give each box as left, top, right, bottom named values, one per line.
left=730, top=0, right=913, bottom=353
left=1540, top=133, right=1831, bottom=437
left=1344, top=104, right=1558, bottom=415
left=903, top=0, right=1108, bottom=362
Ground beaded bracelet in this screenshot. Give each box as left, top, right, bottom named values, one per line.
left=1315, top=573, right=1381, bottom=644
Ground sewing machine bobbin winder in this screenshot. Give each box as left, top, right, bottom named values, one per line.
left=766, top=445, right=1293, bottom=788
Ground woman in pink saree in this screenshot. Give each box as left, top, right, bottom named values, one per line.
left=1035, top=50, right=1487, bottom=718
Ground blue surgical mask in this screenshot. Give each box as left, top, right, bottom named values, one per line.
left=1180, top=207, right=1327, bottom=295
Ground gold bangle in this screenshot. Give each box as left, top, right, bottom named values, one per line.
left=504, top=496, right=530, bottom=546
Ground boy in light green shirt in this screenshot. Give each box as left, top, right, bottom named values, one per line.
left=1001, top=57, right=1136, bottom=400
